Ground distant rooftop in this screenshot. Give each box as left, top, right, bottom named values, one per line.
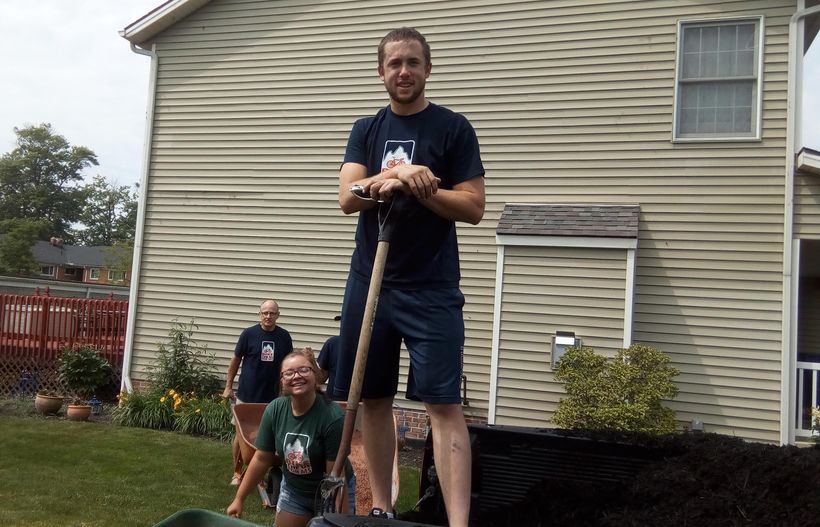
left=32, top=241, right=130, bottom=267
left=497, top=204, right=640, bottom=238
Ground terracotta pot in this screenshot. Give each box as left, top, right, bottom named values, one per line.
left=35, top=394, right=64, bottom=415
left=66, top=404, right=92, bottom=421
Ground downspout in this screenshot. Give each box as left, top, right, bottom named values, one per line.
left=121, top=42, right=158, bottom=393
left=781, top=4, right=820, bottom=445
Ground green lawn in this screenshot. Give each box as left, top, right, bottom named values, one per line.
left=0, top=413, right=420, bottom=527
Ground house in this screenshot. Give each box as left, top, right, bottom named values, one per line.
left=33, top=238, right=132, bottom=286
left=120, top=0, right=820, bottom=444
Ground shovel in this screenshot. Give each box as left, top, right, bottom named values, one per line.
left=319, top=185, right=406, bottom=512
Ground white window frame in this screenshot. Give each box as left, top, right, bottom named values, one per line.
left=672, top=16, right=764, bottom=142
left=89, top=268, right=100, bottom=281
left=39, top=266, right=55, bottom=277
left=108, top=269, right=126, bottom=282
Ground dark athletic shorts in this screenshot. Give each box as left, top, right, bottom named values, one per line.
left=333, top=275, right=465, bottom=404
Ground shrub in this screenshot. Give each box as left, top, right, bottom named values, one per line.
left=57, top=344, right=114, bottom=403
left=113, top=388, right=232, bottom=440
left=175, top=393, right=234, bottom=441
left=553, top=343, right=679, bottom=434
left=146, top=320, right=221, bottom=397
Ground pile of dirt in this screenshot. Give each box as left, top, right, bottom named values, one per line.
left=477, top=432, right=820, bottom=527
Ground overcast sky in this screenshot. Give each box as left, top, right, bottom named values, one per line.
left=0, top=1, right=817, bottom=192
left=0, top=1, right=158, bottom=189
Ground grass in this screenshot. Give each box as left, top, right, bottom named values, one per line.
left=0, top=407, right=420, bottom=526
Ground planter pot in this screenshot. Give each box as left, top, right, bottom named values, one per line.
left=66, top=404, right=92, bottom=421
left=35, top=394, right=64, bottom=415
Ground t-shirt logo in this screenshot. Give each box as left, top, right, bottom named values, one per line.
left=284, top=433, right=313, bottom=475
left=261, top=341, right=274, bottom=362
left=382, top=141, right=414, bottom=171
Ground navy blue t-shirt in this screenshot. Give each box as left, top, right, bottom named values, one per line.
left=343, top=103, right=485, bottom=289
left=317, top=335, right=340, bottom=400
left=235, top=324, right=293, bottom=403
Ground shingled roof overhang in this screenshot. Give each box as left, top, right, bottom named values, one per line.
left=120, top=0, right=212, bottom=45
left=496, top=203, right=640, bottom=249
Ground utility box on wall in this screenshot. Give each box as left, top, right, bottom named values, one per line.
left=550, top=331, right=581, bottom=369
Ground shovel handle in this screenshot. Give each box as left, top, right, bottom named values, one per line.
left=331, top=238, right=390, bottom=478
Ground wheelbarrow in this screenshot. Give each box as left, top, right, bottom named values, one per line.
left=232, top=402, right=281, bottom=509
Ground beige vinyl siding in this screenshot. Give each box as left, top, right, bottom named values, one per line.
left=130, top=0, right=797, bottom=440
left=494, top=246, right=628, bottom=426
left=795, top=171, right=820, bottom=237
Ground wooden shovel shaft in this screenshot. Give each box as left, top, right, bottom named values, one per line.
left=331, top=239, right=390, bottom=478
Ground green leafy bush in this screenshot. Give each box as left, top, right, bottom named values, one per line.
left=57, top=344, right=114, bottom=403
left=145, top=320, right=221, bottom=397
left=112, top=389, right=175, bottom=430
left=114, top=321, right=230, bottom=439
left=113, top=388, right=232, bottom=440
left=553, top=344, right=680, bottom=434
left=175, top=394, right=233, bottom=441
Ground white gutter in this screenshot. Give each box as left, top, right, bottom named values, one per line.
left=781, top=3, right=820, bottom=445
left=120, top=42, right=158, bottom=393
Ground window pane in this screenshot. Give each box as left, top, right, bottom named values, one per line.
left=702, top=26, right=719, bottom=52
left=680, top=108, right=697, bottom=134
left=717, top=85, right=733, bottom=107
left=735, top=82, right=753, bottom=107
left=738, top=24, right=756, bottom=50
left=682, top=53, right=700, bottom=78
left=683, top=27, right=701, bottom=53
left=680, top=85, right=698, bottom=108
left=718, top=25, right=737, bottom=51
left=717, top=50, right=736, bottom=76
left=702, top=51, right=718, bottom=77
left=736, top=50, right=754, bottom=76
left=698, top=84, right=717, bottom=107
left=716, top=108, right=734, bottom=132
left=734, top=107, right=752, bottom=133
left=697, top=108, right=717, bottom=133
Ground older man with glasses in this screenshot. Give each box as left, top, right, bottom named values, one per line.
left=223, top=298, right=294, bottom=485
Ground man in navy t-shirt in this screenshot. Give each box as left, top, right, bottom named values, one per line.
left=336, top=27, right=485, bottom=527
left=223, top=299, right=293, bottom=484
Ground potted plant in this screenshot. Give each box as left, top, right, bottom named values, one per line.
left=58, top=345, right=114, bottom=421
left=34, top=390, right=64, bottom=415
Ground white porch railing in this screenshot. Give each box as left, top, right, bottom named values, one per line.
left=795, top=361, right=820, bottom=438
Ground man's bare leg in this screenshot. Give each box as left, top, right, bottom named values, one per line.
left=427, top=402, right=471, bottom=527
left=362, top=396, right=396, bottom=512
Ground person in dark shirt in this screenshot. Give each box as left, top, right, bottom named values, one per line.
left=336, top=27, right=485, bottom=526
left=223, top=299, right=293, bottom=485
left=316, top=315, right=342, bottom=399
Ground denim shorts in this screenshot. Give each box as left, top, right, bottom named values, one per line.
left=275, top=473, right=357, bottom=517
left=276, top=479, right=315, bottom=516
left=335, top=277, right=465, bottom=403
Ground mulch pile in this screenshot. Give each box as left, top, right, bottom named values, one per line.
left=476, top=432, right=820, bottom=527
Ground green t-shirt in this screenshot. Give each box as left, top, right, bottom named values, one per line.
left=255, top=395, right=345, bottom=497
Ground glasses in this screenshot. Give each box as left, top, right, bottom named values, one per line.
left=281, top=366, right=313, bottom=380
left=260, top=311, right=279, bottom=316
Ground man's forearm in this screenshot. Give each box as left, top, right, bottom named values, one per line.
left=421, top=186, right=485, bottom=224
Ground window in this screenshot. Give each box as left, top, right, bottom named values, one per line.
left=40, top=266, right=54, bottom=276
left=674, top=18, right=762, bottom=140
left=64, top=268, right=79, bottom=277
left=108, top=270, right=126, bottom=282
left=89, top=268, right=100, bottom=280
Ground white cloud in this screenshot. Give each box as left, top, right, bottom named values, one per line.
left=0, top=1, right=159, bottom=188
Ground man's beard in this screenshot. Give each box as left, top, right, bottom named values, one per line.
left=386, top=82, right=425, bottom=106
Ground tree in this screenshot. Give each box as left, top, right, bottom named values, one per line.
left=74, top=175, right=137, bottom=246
left=0, top=218, right=49, bottom=275
left=0, top=124, right=96, bottom=242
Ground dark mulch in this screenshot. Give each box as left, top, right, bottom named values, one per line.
left=477, top=432, right=820, bottom=527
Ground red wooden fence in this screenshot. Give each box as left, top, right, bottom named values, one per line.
left=0, top=292, right=128, bottom=368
